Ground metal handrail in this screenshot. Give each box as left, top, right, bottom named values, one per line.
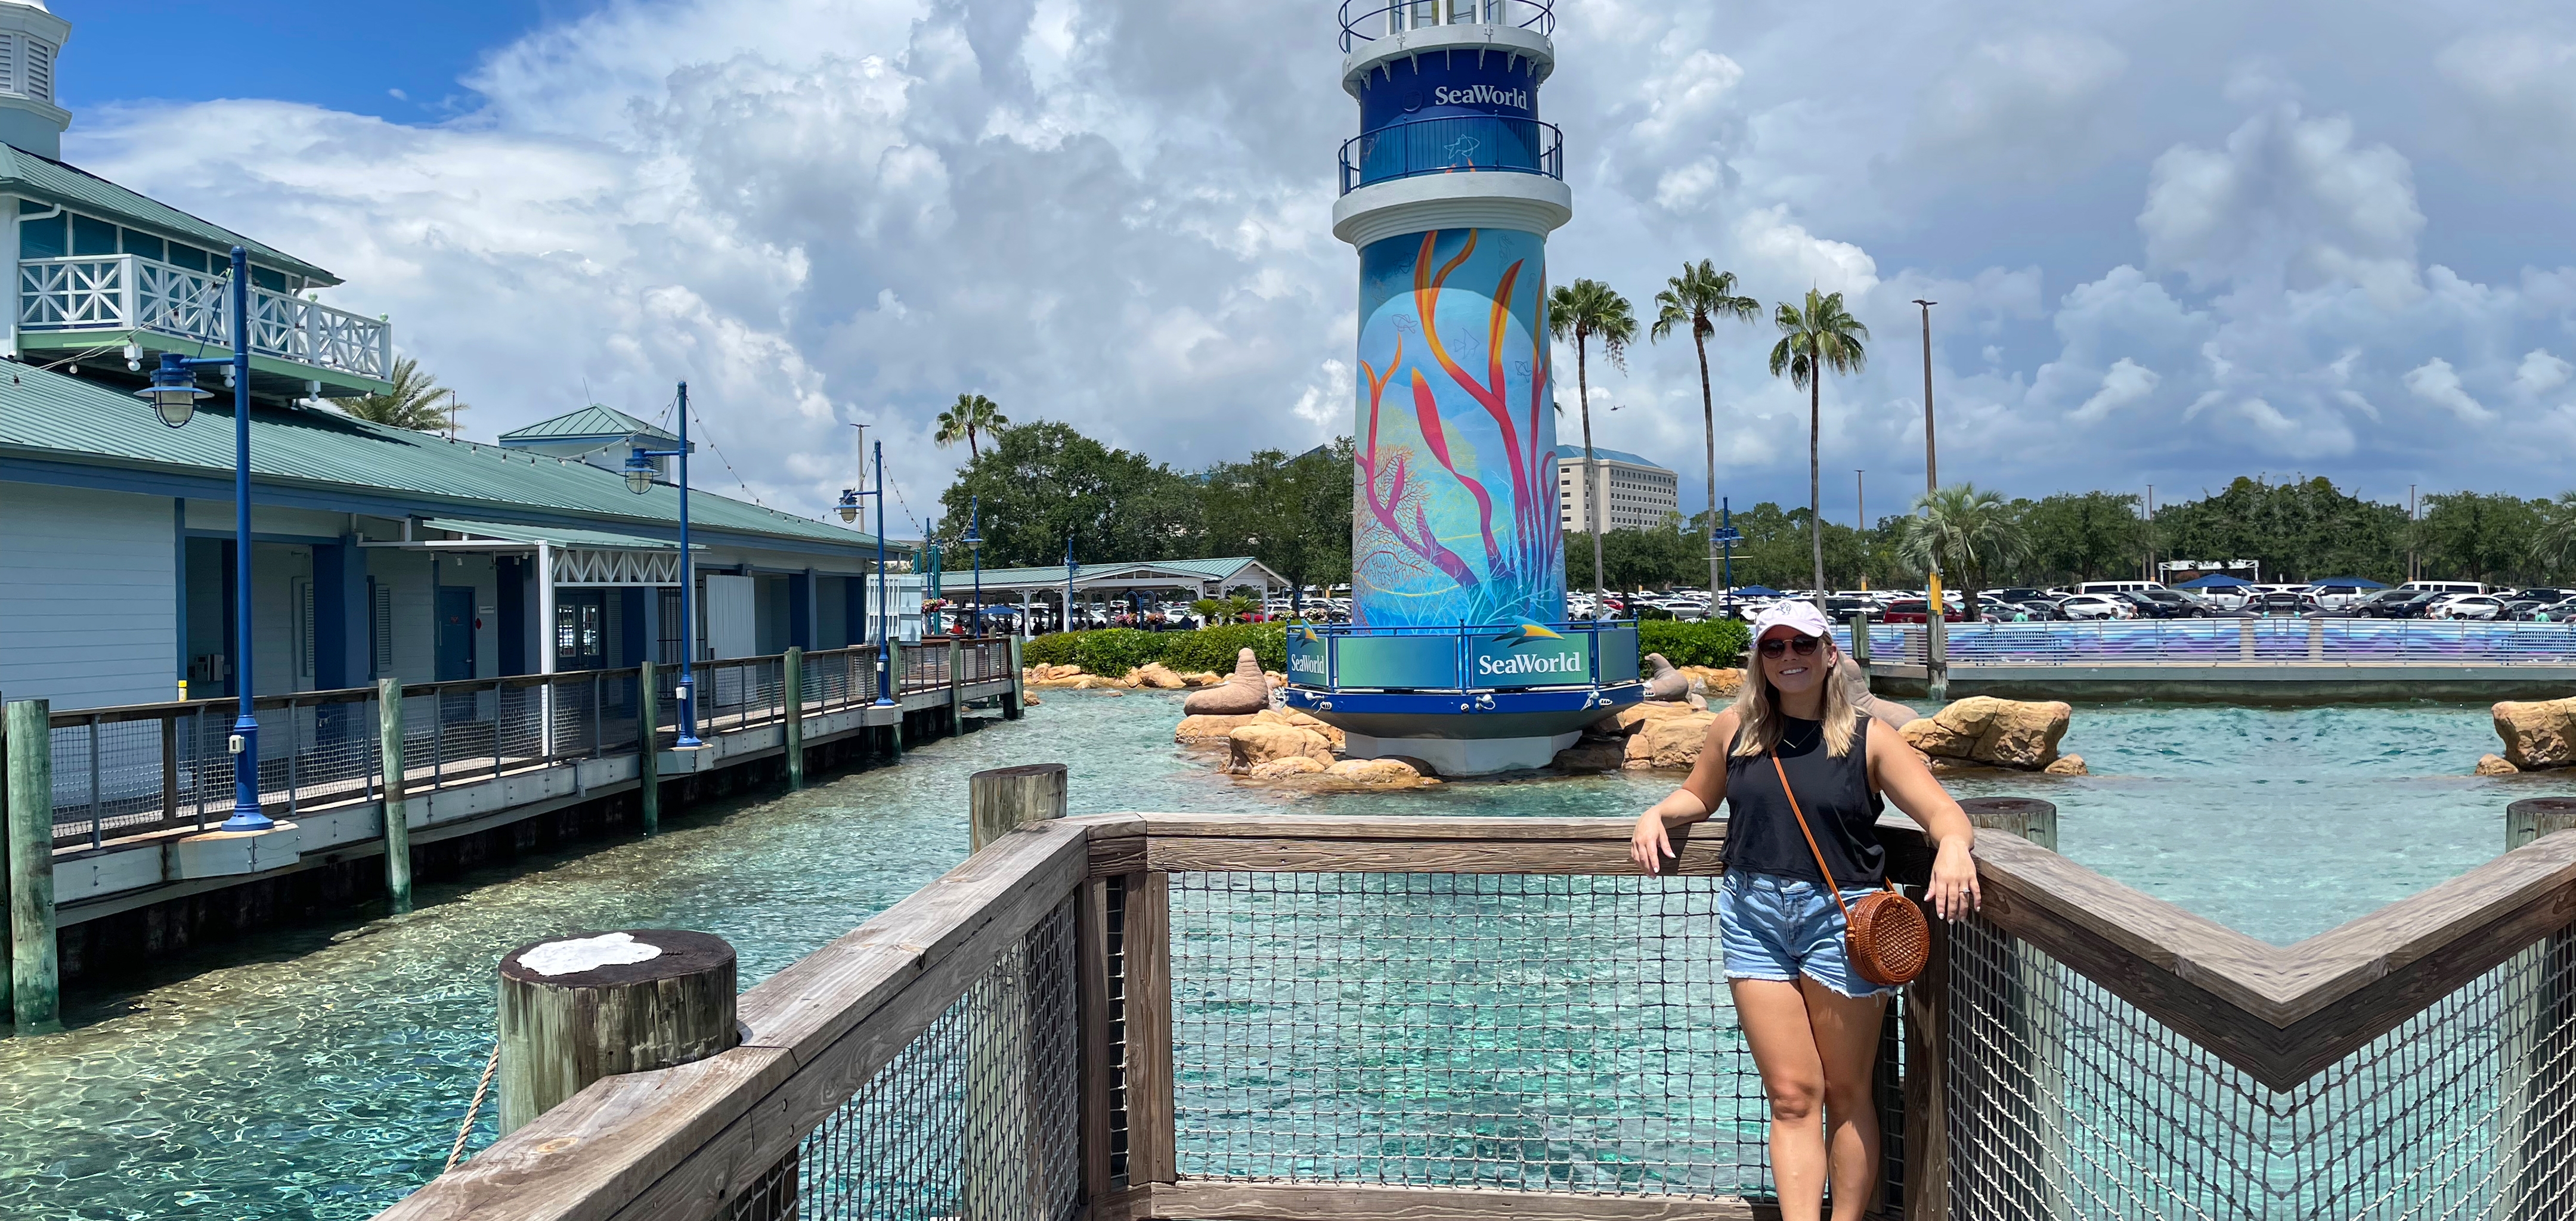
left=1338, top=113, right=1563, bottom=194
left=17, top=253, right=394, bottom=381
left=1337, top=0, right=1554, bottom=51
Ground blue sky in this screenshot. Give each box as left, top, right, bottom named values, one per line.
left=49, top=0, right=2576, bottom=528
left=63, top=1, right=575, bottom=122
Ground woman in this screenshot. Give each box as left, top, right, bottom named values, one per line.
left=1630, top=600, right=1979, bottom=1221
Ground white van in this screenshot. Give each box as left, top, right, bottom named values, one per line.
left=2072, top=581, right=2165, bottom=596
left=2401, top=580, right=2487, bottom=597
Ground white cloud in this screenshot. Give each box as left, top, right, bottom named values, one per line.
left=2402, top=358, right=2494, bottom=423
left=2140, top=103, right=2424, bottom=307
left=2069, top=358, right=2160, bottom=424
left=2515, top=349, right=2574, bottom=398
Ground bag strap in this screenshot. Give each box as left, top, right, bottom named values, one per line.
left=1770, top=752, right=1862, bottom=929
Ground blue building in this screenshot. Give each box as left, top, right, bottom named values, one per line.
left=0, top=4, right=899, bottom=712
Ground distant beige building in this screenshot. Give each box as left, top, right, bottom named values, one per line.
left=1555, top=444, right=1679, bottom=532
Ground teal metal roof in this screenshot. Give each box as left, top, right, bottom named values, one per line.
left=497, top=404, right=677, bottom=444
left=0, top=146, right=336, bottom=284
left=1552, top=444, right=1667, bottom=469
left=418, top=518, right=707, bottom=550
left=0, top=362, right=895, bottom=554
left=972, top=557, right=1283, bottom=589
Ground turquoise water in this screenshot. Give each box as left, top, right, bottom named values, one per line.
left=0, top=691, right=2539, bottom=1217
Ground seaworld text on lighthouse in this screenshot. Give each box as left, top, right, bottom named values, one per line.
left=1282, top=0, right=1645, bottom=776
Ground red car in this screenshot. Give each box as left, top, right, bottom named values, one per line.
left=1877, top=599, right=1965, bottom=624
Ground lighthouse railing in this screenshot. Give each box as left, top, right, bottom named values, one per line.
left=1339, top=114, right=1564, bottom=194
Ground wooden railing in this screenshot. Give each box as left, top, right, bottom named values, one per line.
left=377, top=804, right=2576, bottom=1220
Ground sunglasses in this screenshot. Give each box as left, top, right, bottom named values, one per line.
left=1757, top=634, right=1823, bottom=659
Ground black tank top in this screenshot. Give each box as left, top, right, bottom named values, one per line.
left=1719, top=713, right=1887, bottom=888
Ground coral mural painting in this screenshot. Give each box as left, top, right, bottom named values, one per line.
left=1352, top=227, right=1563, bottom=628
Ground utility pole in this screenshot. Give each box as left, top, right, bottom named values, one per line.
left=1914, top=299, right=1945, bottom=701
left=2409, top=484, right=2419, bottom=583
left=1855, top=469, right=1866, bottom=591
left=2145, top=484, right=2156, bottom=582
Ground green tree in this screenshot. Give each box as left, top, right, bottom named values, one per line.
left=339, top=355, right=463, bottom=432
left=937, top=421, right=1203, bottom=566
left=1899, top=484, right=2030, bottom=618
left=2531, top=492, right=2576, bottom=581
left=1547, top=278, right=1639, bottom=617
left=934, top=392, right=1009, bottom=458
left=2418, top=491, right=2547, bottom=585
left=1652, top=262, right=1762, bottom=597
left=2021, top=491, right=2144, bottom=585
left=1767, top=289, right=1869, bottom=603
left=2154, top=476, right=2408, bottom=584
left=1200, top=441, right=1355, bottom=609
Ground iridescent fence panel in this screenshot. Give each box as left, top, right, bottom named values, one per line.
left=1946, top=916, right=2576, bottom=1220
left=1869, top=620, right=2576, bottom=665
left=727, top=900, right=1082, bottom=1221
left=1166, top=872, right=1798, bottom=1198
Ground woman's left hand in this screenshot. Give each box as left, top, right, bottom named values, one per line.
left=1928, top=838, right=1981, bottom=921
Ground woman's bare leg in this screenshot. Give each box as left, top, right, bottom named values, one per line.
left=1801, top=976, right=1889, bottom=1221
left=1732, top=977, right=1828, bottom=1220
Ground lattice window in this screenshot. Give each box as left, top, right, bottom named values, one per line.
left=372, top=583, right=395, bottom=678
left=0, top=33, right=17, bottom=98
left=24, top=38, right=50, bottom=103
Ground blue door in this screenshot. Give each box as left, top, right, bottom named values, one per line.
left=436, top=587, right=476, bottom=681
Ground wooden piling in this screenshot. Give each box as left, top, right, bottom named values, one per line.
left=6, top=699, right=57, bottom=1031
left=2506, top=797, right=2576, bottom=851
left=1961, top=796, right=2058, bottom=851
left=1848, top=611, right=1871, bottom=666
left=1004, top=637, right=1025, bottom=720
left=970, top=763, right=1067, bottom=852
left=496, top=928, right=737, bottom=1135
left=378, top=678, right=413, bottom=913
left=637, top=659, right=660, bottom=835
left=783, top=647, right=806, bottom=789
left=948, top=639, right=965, bottom=737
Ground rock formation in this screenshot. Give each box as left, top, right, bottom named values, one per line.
left=1226, top=723, right=1335, bottom=772
left=1182, top=649, right=1272, bottom=715
left=1584, top=702, right=1720, bottom=770
left=1643, top=653, right=1691, bottom=702
left=1680, top=666, right=1744, bottom=698
left=2493, top=697, right=2576, bottom=769
left=2477, top=754, right=2521, bottom=776
left=1899, top=697, right=2072, bottom=772
left=1131, top=662, right=1187, bottom=690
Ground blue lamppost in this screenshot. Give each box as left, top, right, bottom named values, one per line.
left=137, top=247, right=268, bottom=831
left=836, top=440, right=896, bottom=707
left=965, top=495, right=984, bottom=637
left=623, top=381, right=703, bottom=748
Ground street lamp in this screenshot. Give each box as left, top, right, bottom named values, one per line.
left=964, top=495, right=984, bottom=638
left=623, top=381, right=703, bottom=749
left=133, top=247, right=268, bottom=831
left=835, top=440, right=897, bottom=706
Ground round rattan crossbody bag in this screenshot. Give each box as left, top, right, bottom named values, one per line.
left=1769, top=752, right=1930, bottom=988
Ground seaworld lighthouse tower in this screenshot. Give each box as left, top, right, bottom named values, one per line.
left=1283, top=0, right=1642, bottom=775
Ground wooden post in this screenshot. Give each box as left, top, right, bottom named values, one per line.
left=1076, top=876, right=1117, bottom=1198
left=379, top=678, right=413, bottom=913
left=948, top=638, right=965, bottom=737
left=1961, top=797, right=2057, bottom=852
left=2505, top=797, right=2576, bottom=1219
left=496, top=928, right=737, bottom=1135
left=962, top=763, right=1067, bottom=1220
left=1848, top=611, right=1871, bottom=666
left=970, top=763, right=1067, bottom=852
left=0, top=690, right=12, bottom=1024
left=783, top=647, right=806, bottom=789
left=637, top=659, right=660, bottom=835
left=1902, top=916, right=1950, bottom=1221
left=7, top=699, right=57, bottom=1031
left=1123, top=870, right=1176, bottom=1185
left=1005, top=637, right=1026, bottom=720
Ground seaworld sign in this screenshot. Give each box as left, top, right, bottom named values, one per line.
left=1432, top=85, right=1530, bottom=110
left=1470, top=636, right=1593, bottom=689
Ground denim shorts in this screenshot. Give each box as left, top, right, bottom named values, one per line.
left=1718, top=869, right=1902, bottom=999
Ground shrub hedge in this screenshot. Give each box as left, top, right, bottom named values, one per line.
left=1020, top=622, right=1289, bottom=678
left=1636, top=618, right=1751, bottom=668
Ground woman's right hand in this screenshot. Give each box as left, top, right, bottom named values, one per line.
left=1630, top=811, right=1674, bottom=875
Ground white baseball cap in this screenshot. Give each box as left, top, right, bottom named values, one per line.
left=1749, top=599, right=1832, bottom=640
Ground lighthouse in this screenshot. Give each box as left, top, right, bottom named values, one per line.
left=1283, top=1, right=1641, bottom=776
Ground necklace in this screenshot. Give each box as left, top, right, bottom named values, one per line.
left=1779, top=720, right=1822, bottom=754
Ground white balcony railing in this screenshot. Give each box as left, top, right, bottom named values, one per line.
left=17, top=255, right=392, bottom=383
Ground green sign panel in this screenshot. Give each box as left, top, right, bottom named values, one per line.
left=1595, top=625, right=1640, bottom=684
left=1469, top=633, right=1593, bottom=688
left=1286, top=634, right=1330, bottom=685
left=1332, top=635, right=1460, bottom=690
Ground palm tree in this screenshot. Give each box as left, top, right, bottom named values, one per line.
left=1651, top=261, right=1761, bottom=599
left=339, top=356, right=463, bottom=432
left=1546, top=278, right=1639, bottom=619
left=1899, top=484, right=2030, bottom=621
left=1767, top=289, right=1868, bottom=606
left=934, top=393, right=1009, bottom=458
left=2532, top=492, right=2576, bottom=581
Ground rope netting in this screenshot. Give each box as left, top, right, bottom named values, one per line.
left=1946, top=916, right=2576, bottom=1220
left=729, top=900, right=1082, bottom=1221
left=1165, top=872, right=1806, bottom=1198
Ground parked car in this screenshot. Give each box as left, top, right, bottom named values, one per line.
left=2191, top=585, right=2255, bottom=612
left=2430, top=594, right=2507, bottom=621
left=2122, top=588, right=2212, bottom=619
left=2308, top=584, right=2383, bottom=612
left=2356, top=588, right=2437, bottom=618
left=2250, top=591, right=2315, bottom=615
left=1880, top=599, right=1966, bottom=623
left=2507, top=592, right=2576, bottom=621
left=2053, top=593, right=2134, bottom=621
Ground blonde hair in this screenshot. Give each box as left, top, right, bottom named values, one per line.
left=1730, top=638, right=1861, bottom=758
